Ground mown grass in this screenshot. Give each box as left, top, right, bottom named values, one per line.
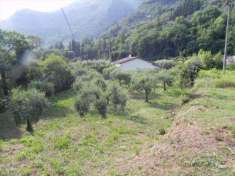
left=0, top=86, right=183, bottom=176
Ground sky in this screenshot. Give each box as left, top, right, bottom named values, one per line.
left=0, top=0, right=76, bottom=21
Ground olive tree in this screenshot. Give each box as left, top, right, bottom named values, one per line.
left=132, top=76, right=154, bottom=103
left=74, top=84, right=103, bottom=117
left=74, top=95, right=90, bottom=117
left=10, top=88, right=48, bottom=133
left=180, top=58, right=202, bottom=88
left=157, top=71, right=174, bottom=91
left=112, top=71, right=132, bottom=86
left=95, top=97, right=108, bottom=118
left=41, top=54, right=74, bottom=93
left=154, top=59, right=176, bottom=70
left=29, top=80, right=55, bottom=97
left=0, top=30, right=31, bottom=97
left=109, top=83, right=128, bottom=112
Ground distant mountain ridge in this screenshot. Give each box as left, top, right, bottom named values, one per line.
left=0, top=0, right=142, bottom=44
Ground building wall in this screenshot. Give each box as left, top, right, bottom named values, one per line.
left=119, top=59, right=156, bottom=71
left=227, top=56, right=235, bottom=65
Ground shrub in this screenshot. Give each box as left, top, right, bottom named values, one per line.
left=159, top=128, right=166, bottom=135
left=54, top=135, right=71, bottom=150
left=157, top=70, right=174, bottom=91
left=198, top=49, right=213, bottom=69
left=180, top=57, right=202, bottom=88
left=74, top=95, right=90, bottom=117
left=72, top=78, right=83, bottom=92
left=41, top=54, right=74, bottom=93
left=132, top=75, right=154, bottom=102
left=102, top=65, right=117, bottom=80
left=215, top=79, right=235, bottom=88
left=10, top=88, right=48, bottom=132
left=112, top=71, right=132, bottom=86
left=93, top=77, right=107, bottom=91
left=154, top=59, right=176, bottom=69
left=109, top=83, right=128, bottom=112
left=0, top=88, right=7, bottom=113
left=73, top=71, right=105, bottom=91
left=26, top=63, right=42, bottom=81
left=198, top=50, right=222, bottom=69
left=95, top=97, right=108, bottom=118
left=20, top=136, right=44, bottom=153
left=30, top=80, right=55, bottom=97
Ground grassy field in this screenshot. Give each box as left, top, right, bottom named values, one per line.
left=0, top=84, right=183, bottom=175
left=120, top=70, right=235, bottom=175
left=1, top=70, right=235, bottom=176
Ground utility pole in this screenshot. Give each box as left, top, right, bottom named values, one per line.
left=223, top=0, right=232, bottom=73
left=61, top=8, right=74, bottom=51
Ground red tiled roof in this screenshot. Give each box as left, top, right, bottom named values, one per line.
left=113, top=57, right=137, bottom=65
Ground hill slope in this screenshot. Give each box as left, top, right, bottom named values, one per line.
left=102, top=0, right=235, bottom=60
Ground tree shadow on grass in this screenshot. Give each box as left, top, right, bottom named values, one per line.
left=42, top=105, right=73, bottom=120
left=126, top=115, right=148, bottom=125
left=0, top=112, right=23, bottom=140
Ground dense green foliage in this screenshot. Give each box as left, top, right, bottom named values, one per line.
left=45, top=0, right=235, bottom=62
left=41, top=54, right=74, bottom=93
left=157, top=70, right=174, bottom=91
left=132, top=75, right=155, bottom=102
left=10, top=88, right=48, bottom=132
left=114, top=0, right=234, bottom=60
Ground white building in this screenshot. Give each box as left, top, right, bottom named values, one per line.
left=113, top=56, right=157, bottom=71
left=226, top=56, right=235, bottom=65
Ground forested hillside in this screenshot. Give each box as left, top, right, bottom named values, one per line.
left=102, top=0, right=235, bottom=60
left=45, top=0, right=235, bottom=61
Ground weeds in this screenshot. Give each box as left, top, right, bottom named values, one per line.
left=53, top=135, right=71, bottom=150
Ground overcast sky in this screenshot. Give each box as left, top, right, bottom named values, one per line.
left=0, top=0, right=76, bottom=21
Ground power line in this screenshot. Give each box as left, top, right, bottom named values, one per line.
left=61, top=8, right=74, bottom=50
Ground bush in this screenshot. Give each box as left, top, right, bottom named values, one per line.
left=73, top=71, right=105, bottom=91
left=95, top=97, right=108, bottom=118
left=30, top=80, right=55, bottom=97
left=180, top=57, right=202, bottom=88
left=112, top=71, right=132, bottom=86
left=132, top=75, right=155, bottom=102
left=10, top=88, right=48, bottom=132
left=41, top=54, right=74, bottom=93
left=154, top=59, right=176, bottom=69
left=159, top=128, right=166, bottom=135
left=198, top=50, right=222, bottom=69
left=102, top=66, right=117, bottom=80
left=215, top=79, right=235, bottom=88
left=157, top=70, right=174, bottom=91
left=54, top=135, right=71, bottom=150
left=0, top=88, right=7, bottom=113
left=72, top=78, right=83, bottom=92
left=74, top=95, right=90, bottom=117
left=93, top=77, right=107, bottom=91
left=109, top=83, right=128, bottom=112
